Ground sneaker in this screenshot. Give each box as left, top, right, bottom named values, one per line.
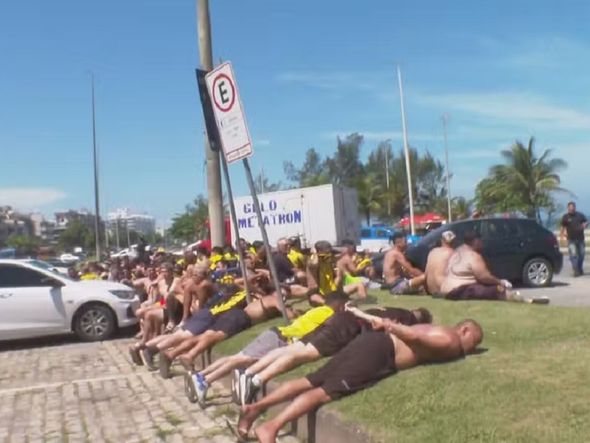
left=129, top=347, right=143, bottom=366
left=231, top=369, right=242, bottom=405
left=529, top=296, right=550, bottom=305
left=184, top=372, right=198, bottom=403
left=159, top=353, right=172, bottom=379
left=239, top=372, right=249, bottom=406
left=196, top=377, right=209, bottom=407
left=140, top=348, right=157, bottom=371
left=245, top=377, right=261, bottom=405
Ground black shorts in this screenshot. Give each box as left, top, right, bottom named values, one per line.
left=210, top=309, right=252, bottom=338
left=306, top=331, right=397, bottom=400
left=303, top=312, right=362, bottom=357
left=182, top=309, right=215, bottom=336
left=445, top=283, right=505, bottom=301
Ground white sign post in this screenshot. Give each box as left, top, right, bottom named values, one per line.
left=204, top=61, right=289, bottom=323
left=205, top=62, right=253, bottom=163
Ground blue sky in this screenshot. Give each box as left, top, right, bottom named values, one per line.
left=2, top=0, right=590, bottom=226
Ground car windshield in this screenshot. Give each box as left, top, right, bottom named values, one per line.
left=25, top=260, right=73, bottom=281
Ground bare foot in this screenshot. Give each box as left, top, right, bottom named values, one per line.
left=237, top=405, right=260, bottom=439
left=178, top=355, right=194, bottom=372
left=254, top=422, right=278, bottom=443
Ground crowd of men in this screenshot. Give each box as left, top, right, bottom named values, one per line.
left=60, top=225, right=560, bottom=441
left=61, top=234, right=493, bottom=442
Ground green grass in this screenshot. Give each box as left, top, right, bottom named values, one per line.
left=214, top=292, right=590, bottom=443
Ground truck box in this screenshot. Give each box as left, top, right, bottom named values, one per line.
left=231, top=184, right=360, bottom=248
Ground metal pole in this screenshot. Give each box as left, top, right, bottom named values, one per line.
left=442, top=114, right=452, bottom=222
left=196, top=0, right=224, bottom=248
left=384, top=142, right=391, bottom=216
left=220, top=155, right=252, bottom=303
left=91, top=74, right=102, bottom=259
left=115, top=217, right=120, bottom=250
left=243, top=158, right=289, bottom=323
left=126, top=220, right=131, bottom=247
left=397, top=66, right=415, bottom=235
left=105, top=221, right=109, bottom=251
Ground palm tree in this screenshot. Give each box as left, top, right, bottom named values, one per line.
left=487, top=137, right=568, bottom=221
left=356, top=173, right=383, bottom=226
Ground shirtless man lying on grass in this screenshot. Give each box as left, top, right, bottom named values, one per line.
left=184, top=291, right=350, bottom=405
left=236, top=303, right=432, bottom=405
left=237, top=317, right=483, bottom=442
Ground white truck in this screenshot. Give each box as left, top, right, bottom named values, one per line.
left=231, top=184, right=360, bottom=248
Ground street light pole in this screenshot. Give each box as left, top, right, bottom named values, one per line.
left=397, top=66, right=416, bottom=235
left=442, top=114, right=452, bottom=222
left=383, top=140, right=391, bottom=216
left=90, top=74, right=101, bottom=259
left=196, top=0, right=224, bottom=248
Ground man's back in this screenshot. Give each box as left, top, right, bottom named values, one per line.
left=391, top=324, right=463, bottom=370
left=440, top=245, right=479, bottom=294
left=425, top=247, right=454, bottom=295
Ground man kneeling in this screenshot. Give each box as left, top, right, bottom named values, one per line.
left=237, top=317, right=483, bottom=442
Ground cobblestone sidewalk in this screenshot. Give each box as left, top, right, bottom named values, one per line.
left=0, top=338, right=299, bottom=443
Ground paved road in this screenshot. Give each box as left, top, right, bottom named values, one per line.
left=0, top=338, right=300, bottom=443
left=521, top=260, right=590, bottom=307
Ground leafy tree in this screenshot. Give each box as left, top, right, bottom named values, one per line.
left=474, top=137, right=568, bottom=221
left=58, top=219, right=95, bottom=252
left=284, top=148, right=330, bottom=187
left=324, top=133, right=365, bottom=187
left=6, top=234, right=40, bottom=256
left=451, top=197, right=471, bottom=220
left=254, top=172, right=282, bottom=194
left=356, top=173, right=382, bottom=225
left=168, top=195, right=209, bottom=242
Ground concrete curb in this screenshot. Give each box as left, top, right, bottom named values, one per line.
left=201, top=350, right=374, bottom=443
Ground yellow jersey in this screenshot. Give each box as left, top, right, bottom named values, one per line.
left=317, top=257, right=337, bottom=295
left=288, top=249, right=306, bottom=269
left=209, top=253, right=223, bottom=270
left=277, top=305, right=334, bottom=341
left=209, top=290, right=247, bottom=316
left=80, top=273, right=99, bottom=281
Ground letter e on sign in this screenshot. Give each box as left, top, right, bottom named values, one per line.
left=205, top=62, right=253, bottom=163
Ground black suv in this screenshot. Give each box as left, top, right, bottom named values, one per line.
left=405, top=218, right=563, bottom=288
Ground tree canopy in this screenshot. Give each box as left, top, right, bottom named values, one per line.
left=284, top=133, right=453, bottom=223
left=168, top=195, right=209, bottom=243
left=474, top=137, right=568, bottom=221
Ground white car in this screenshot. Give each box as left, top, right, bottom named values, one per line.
left=0, top=259, right=140, bottom=342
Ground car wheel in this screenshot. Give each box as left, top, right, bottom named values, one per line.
left=74, top=304, right=116, bottom=342
left=522, top=257, right=553, bottom=288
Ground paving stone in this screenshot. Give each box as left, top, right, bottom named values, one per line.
left=0, top=338, right=300, bottom=442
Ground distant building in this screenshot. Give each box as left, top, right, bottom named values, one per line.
left=0, top=206, right=33, bottom=245
left=107, top=208, right=155, bottom=237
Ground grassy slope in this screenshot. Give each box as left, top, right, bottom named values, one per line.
left=214, top=292, right=590, bottom=443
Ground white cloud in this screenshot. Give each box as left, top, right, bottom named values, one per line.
left=416, top=91, right=590, bottom=130
left=0, top=187, right=66, bottom=210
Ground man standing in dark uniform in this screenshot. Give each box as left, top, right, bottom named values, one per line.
left=561, top=201, right=588, bottom=276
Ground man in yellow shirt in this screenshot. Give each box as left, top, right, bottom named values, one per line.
left=185, top=291, right=349, bottom=405
left=287, top=237, right=306, bottom=271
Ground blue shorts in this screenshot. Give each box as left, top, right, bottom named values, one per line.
left=182, top=309, right=215, bottom=336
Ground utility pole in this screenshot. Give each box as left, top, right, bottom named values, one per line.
left=115, top=217, right=120, bottom=250
left=397, top=66, right=415, bottom=235
left=90, top=74, right=102, bottom=259
left=196, top=0, right=224, bottom=247
left=126, top=219, right=131, bottom=247
left=383, top=140, right=391, bottom=216
left=442, top=114, right=452, bottom=222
